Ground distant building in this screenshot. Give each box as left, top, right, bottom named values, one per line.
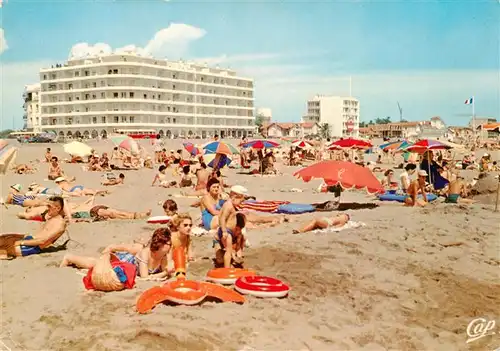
left=36, top=53, right=255, bottom=139
left=430, top=116, right=446, bottom=129
left=301, top=95, right=360, bottom=138
left=23, top=84, right=42, bottom=132
left=263, top=122, right=319, bottom=138
left=256, top=107, right=272, bottom=125
left=469, top=117, right=496, bottom=129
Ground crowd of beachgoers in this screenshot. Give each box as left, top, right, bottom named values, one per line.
left=0, top=133, right=499, bottom=350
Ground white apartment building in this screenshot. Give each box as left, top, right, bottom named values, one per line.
left=38, top=53, right=255, bottom=139
left=301, top=95, right=360, bottom=138
left=23, top=83, right=42, bottom=132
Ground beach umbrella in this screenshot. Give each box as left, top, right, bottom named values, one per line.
left=240, top=139, right=280, bottom=149
left=183, top=142, right=202, bottom=156
left=404, top=139, right=451, bottom=153
left=63, top=141, right=93, bottom=157
left=204, top=153, right=232, bottom=169
left=293, top=160, right=384, bottom=194
left=291, top=140, right=313, bottom=149
left=110, top=134, right=129, bottom=146
left=203, top=141, right=239, bottom=156
left=379, top=140, right=402, bottom=150
left=327, top=138, right=373, bottom=150
left=119, top=138, right=139, bottom=155
left=0, top=146, right=18, bottom=175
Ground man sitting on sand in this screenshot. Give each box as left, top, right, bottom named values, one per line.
left=445, top=177, right=476, bottom=204
left=214, top=212, right=247, bottom=268
left=404, top=170, right=428, bottom=207
left=0, top=196, right=68, bottom=259
left=55, top=177, right=108, bottom=197
left=292, top=213, right=350, bottom=234
left=101, top=173, right=125, bottom=186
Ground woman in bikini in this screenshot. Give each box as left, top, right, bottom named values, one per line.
left=292, top=213, right=350, bottom=234
left=60, top=228, right=173, bottom=280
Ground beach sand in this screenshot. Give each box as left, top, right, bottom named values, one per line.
left=1, top=140, right=499, bottom=351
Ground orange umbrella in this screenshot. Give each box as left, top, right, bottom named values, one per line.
left=293, top=160, right=384, bottom=194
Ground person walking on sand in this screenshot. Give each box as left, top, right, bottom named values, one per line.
left=404, top=170, right=428, bottom=207
left=0, top=196, right=68, bottom=259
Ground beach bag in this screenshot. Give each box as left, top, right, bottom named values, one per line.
left=83, top=253, right=136, bottom=292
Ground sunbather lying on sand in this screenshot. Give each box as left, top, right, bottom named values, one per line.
left=101, top=173, right=125, bottom=186
left=293, top=213, right=350, bottom=233
left=55, top=177, right=108, bottom=197
left=214, top=212, right=247, bottom=268
left=60, top=228, right=173, bottom=280
left=0, top=196, right=68, bottom=259
left=4, top=184, right=51, bottom=208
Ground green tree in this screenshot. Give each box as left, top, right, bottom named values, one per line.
left=319, top=123, right=330, bottom=139
left=254, top=113, right=265, bottom=136
left=0, top=129, right=14, bottom=138
left=374, top=117, right=392, bottom=124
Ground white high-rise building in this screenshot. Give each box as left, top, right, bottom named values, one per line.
left=23, top=83, right=42, bottom=132
left=301, top=95, right=360, bottom=138
left=38, top=53, right=255, bottom=139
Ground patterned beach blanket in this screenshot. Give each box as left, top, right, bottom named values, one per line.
left=237, top=200, right=290, bottom=213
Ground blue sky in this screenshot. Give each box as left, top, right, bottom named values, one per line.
left=0, top=0, right=498, bottom=129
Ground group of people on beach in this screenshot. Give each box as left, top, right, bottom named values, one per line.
left=1, top=134, right=497, bottom=284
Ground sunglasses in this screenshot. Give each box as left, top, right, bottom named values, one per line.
left=182, top=223, right=192, bottom=228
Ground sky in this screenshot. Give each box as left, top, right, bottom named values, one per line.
left=0, top=0, right=499, bottom=130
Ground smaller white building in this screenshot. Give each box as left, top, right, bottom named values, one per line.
left=301, top=95, right=359, bottom=138
left=23, top=84, right=42, bottom=132
left=430, top=116, right=446, bottom=130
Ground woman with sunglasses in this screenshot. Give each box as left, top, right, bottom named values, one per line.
left=169, top=213, right=194, bottom=263
left=60, top=228, right=173, bottom=281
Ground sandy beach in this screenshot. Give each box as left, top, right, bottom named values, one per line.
left=1, top=140, right=499, bottom=351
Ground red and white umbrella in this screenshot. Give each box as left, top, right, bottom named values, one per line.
left=291, top=140, right=313, bottom=149
left=327, top=138, right=372, bottom=150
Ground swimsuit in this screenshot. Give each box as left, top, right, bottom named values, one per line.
left=114, top=252, right=163, bottom=275
left=201, top=199, right=225, bottom=230
left=213, top=227, right=236, bottom=248
left=11, top=194, right=35, bottom=206
left=70, top=185, right=84, bottom=192
left=20, top=235, right=42, bottom=256
left=445, top=194, right=460, bottom=204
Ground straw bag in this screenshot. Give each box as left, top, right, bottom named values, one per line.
left=0, top=234, right=26, bottom=258
left=91, top=253, right=125, bottom=292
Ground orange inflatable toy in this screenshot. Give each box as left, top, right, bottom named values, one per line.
left=135, top=247, right=245, bottom=313
left=205, top=268, right=256, bottom=285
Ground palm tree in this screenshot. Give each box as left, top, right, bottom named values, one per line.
left=319, top=123, right=330, bottom=139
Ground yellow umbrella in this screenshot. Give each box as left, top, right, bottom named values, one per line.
left=63, top=141, right=93, bottom=157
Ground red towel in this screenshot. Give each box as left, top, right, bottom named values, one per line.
left=237, top=200, right=290, bottom=213
left=83, top=261, right=137, bottom=291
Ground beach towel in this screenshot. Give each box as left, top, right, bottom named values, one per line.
left=312, top=221, right=366, bottom=234
left=237, top=200, right=290, bottom=213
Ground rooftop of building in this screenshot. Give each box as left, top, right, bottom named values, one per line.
left=40, top=53, right=252, bottom=81
left=309, top=95, right=359, bottom=101
left=24, top=83, right=41, bottom=92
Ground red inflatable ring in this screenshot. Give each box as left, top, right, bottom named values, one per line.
left=234, top=276, right=290, bottom=298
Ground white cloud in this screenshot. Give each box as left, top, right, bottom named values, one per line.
left=195, top=53, right=281, bottom=65
left=69, top=23, right=206, bottom=60
left=0, top=28, right=8, bottom=55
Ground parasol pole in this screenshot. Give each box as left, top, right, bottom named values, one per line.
left=494, top=175, right=500, bottom=212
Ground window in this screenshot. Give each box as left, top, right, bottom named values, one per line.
left=68, top=83, right=73, bottom=89
left=173, top=85, right=176, bottom=90
left=85, top=71, right=89, bottom=76
left=43, top=75, right=47, bottom=80
left=92, top=94, right=96, bottom=99
left=173, top=118, right=176, bottom=123
left=92, top=117, right=97, bottom=124
left=143, top=94, right=147, bottom=99
left=158, top=94, right=161, bottom=100
left=102, top=117, right=106, bottom=123
left=75, top=71, right=80, bottom=77
left=130, top=92, right=134, bottom=98
left=121, top=92, right=126, bottom=98
left=114, top=116, right=119, bottom=123
left=68, top=97, right=72, bottom=102
left=51, top=74, right=56, bottom=79
left=92, top=82, right=97, bottom=88
left=85, top=94, right=90, bottom=100
left=130, top=116, right=135, bottom=123
left=101, top=92, right=105, bottom=98
left=121, top=116, right=127, bottom=122
left=85, top=108, right=89, bottom=112
left=108, top=70, right=112, bottom=74
left=113, top=69, right=118, bottom=74
left=114, top=93, right=119, bottom=98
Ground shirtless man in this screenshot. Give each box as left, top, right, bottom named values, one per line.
left=48, top=156, right=64, bottom=180
left=0, top=196, right=68, bottom=259
left=55, top=177, right=108, bottom=197
left=102, top=173, right=125, bottom=186
left=214, top=212, right=247, bottom=268
left=195, top=163, right=210, bottom=192
left=45, top=148, right=53, bottom=162
left=404, top=170, right=428, bottom=207
left=446, top=178, right=476, bottom=204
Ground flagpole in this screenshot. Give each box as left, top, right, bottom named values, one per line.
left=472, top=96, right=476, bottom=143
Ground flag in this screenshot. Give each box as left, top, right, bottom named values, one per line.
left=464, top=97, right=474, bottom=105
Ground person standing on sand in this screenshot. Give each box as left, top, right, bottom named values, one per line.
left=0, top=196, right=68, bottom=259
left=404, top=170, right=428, bottom=207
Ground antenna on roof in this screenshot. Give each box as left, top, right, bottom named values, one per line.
left=397, top=102, right=403, bottom=122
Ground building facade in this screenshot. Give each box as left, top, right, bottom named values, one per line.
left=301, top=95, right=360, bottom=138
left=263, top=122, right=319, bottom=138
left=23, top=83, right=42, bottom=132
left=256, top=107, right=272, bottom=125
left=38, top=53, right=255, bottom=139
